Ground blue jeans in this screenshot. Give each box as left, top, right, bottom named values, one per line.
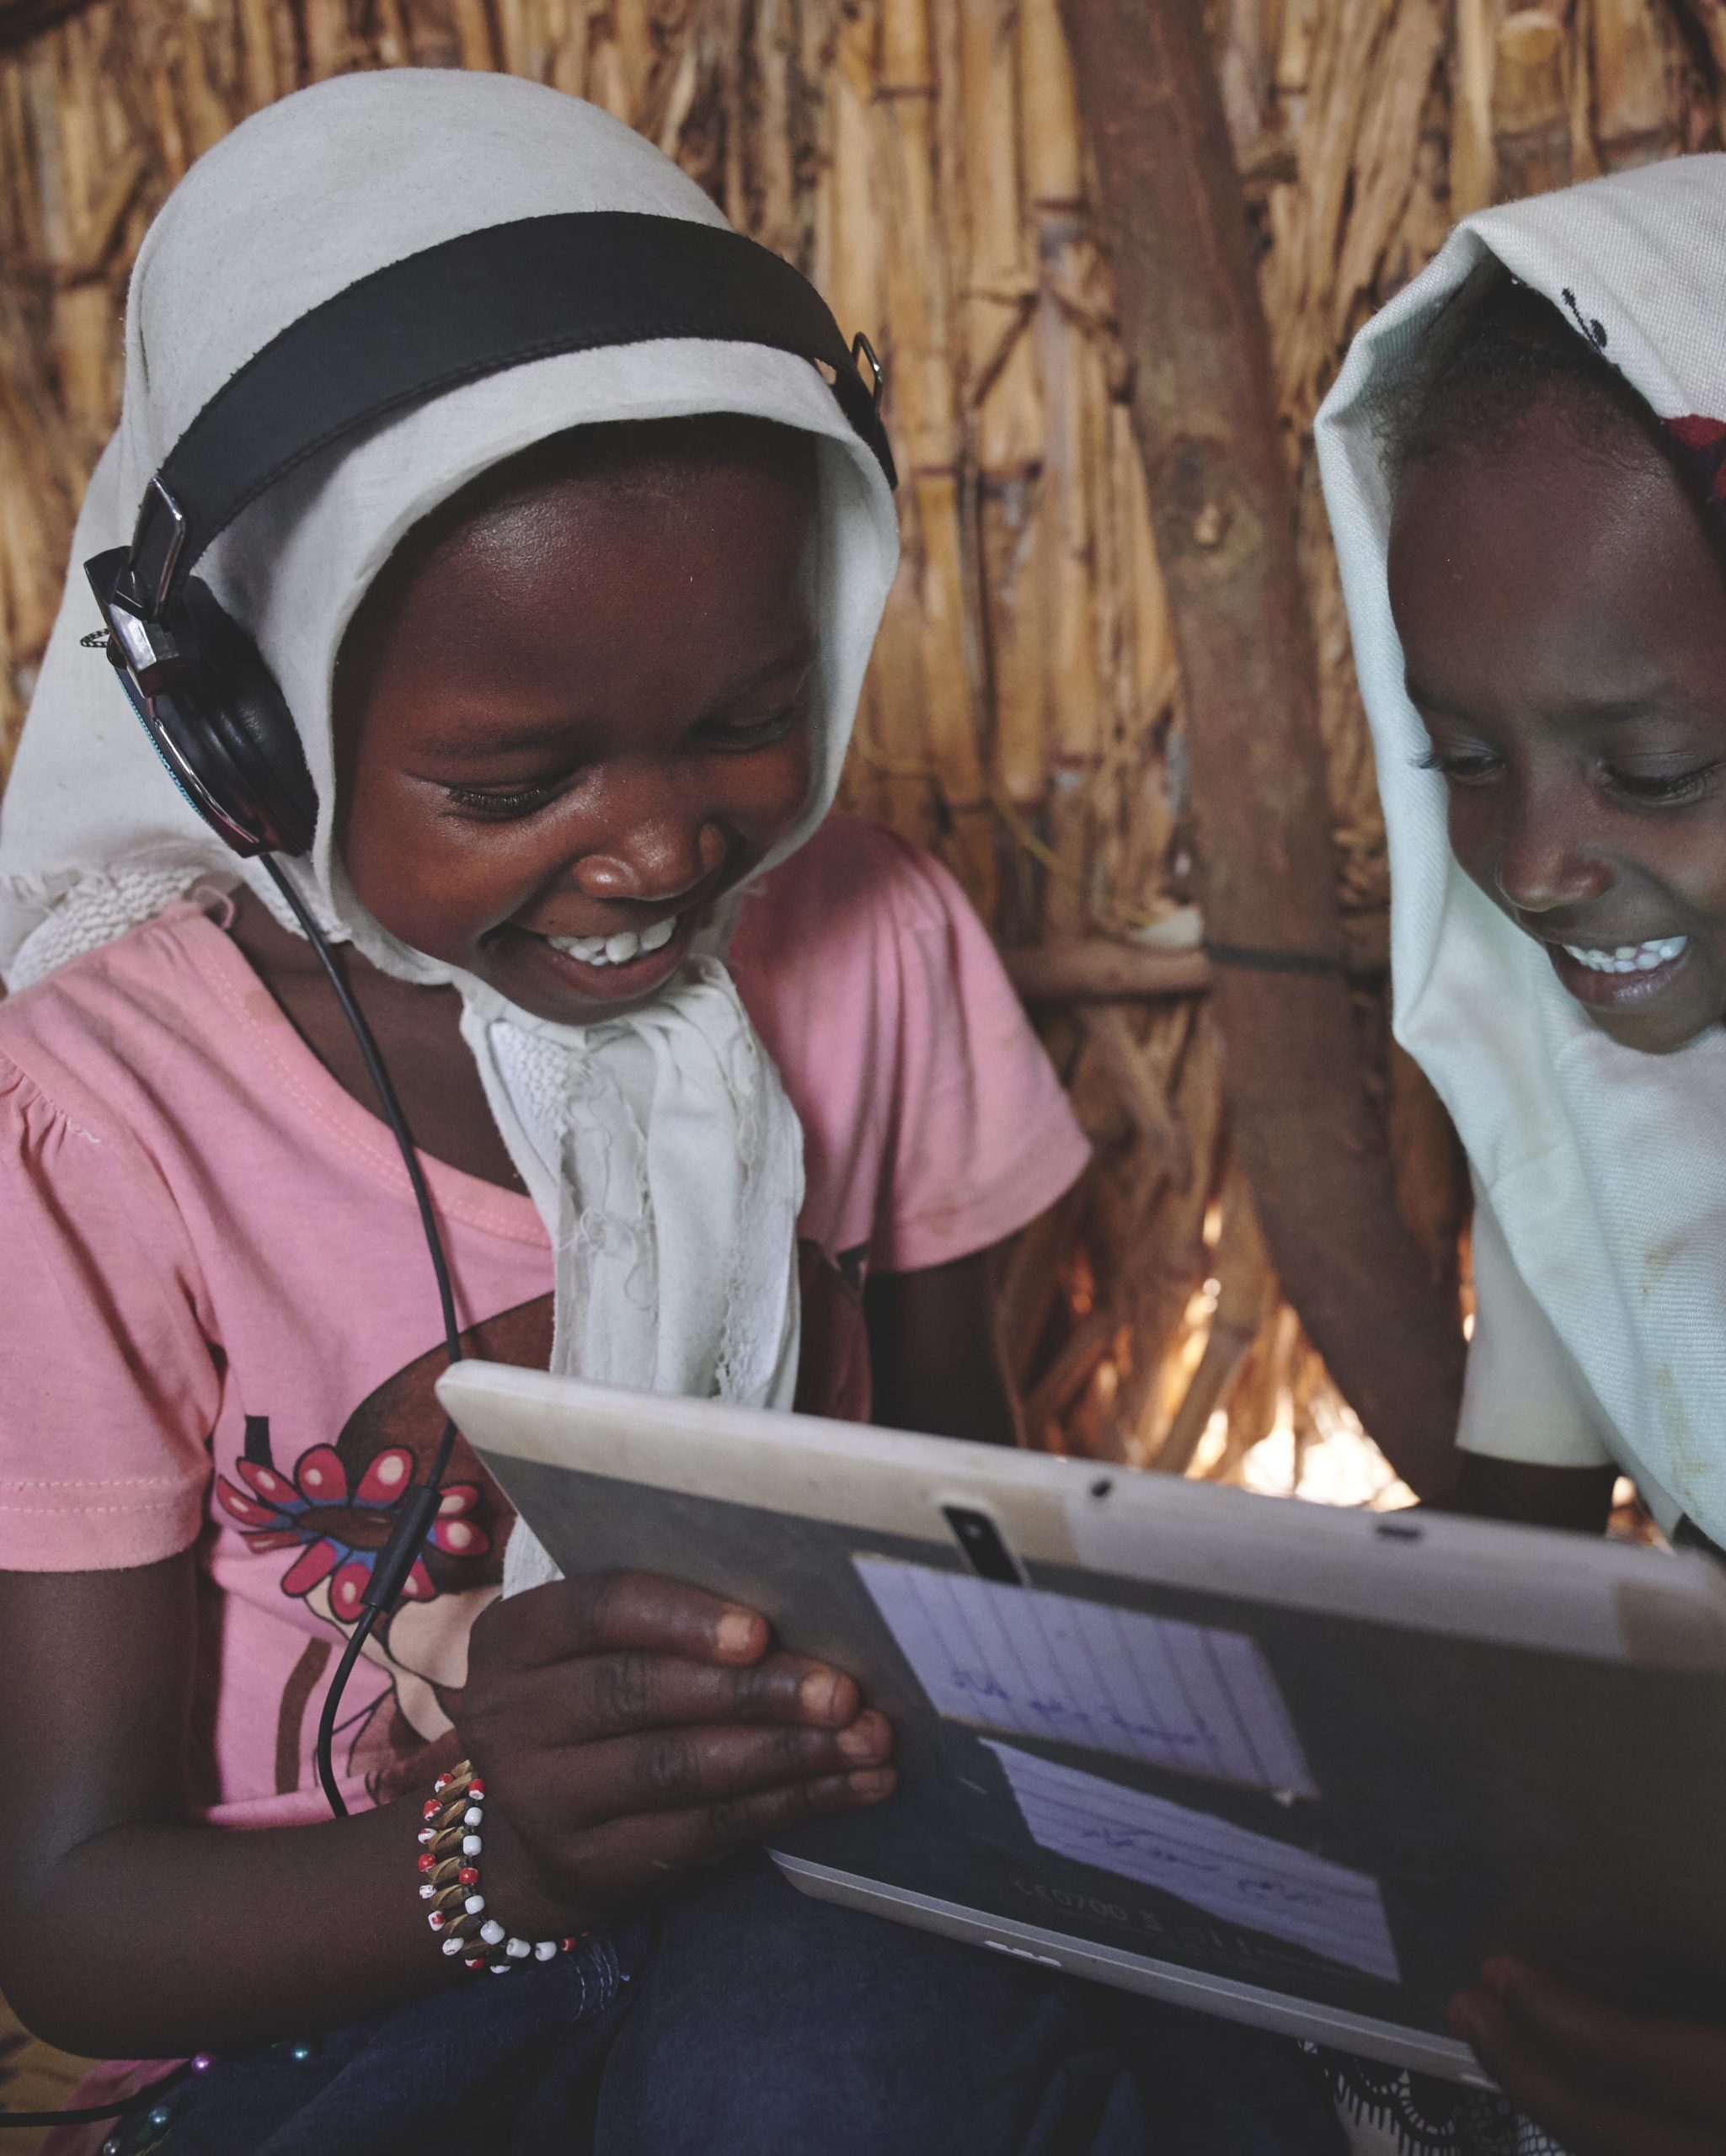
left=127, top=1857, right=1344, bottom=2155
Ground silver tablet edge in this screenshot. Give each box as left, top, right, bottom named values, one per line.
left=441, top=1361, right=1726, bottom=1667
left=770, top=1854, right=1494, bottom=2088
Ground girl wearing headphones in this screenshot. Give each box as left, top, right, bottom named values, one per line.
left=0, top=69, right=1342, bottom=2156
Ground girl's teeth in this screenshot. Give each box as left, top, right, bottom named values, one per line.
left=1561, top=936, right=1687, bottom=975
left=547, top=918, right=679, bottom=969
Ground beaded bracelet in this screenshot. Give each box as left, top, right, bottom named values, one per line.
left=416, top=1759, right=583, bottom=1974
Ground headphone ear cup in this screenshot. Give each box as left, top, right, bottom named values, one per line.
left=172, top=579, right=318, bottom=857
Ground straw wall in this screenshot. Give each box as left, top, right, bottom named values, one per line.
left=0, top=0, right=1716, bottom=1492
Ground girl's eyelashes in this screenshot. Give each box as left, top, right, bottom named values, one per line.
left=1414, top=742, right=1724, bottom=808
left=1602, top=760, right=1725, bottom=807
left=695, top=701, right=806, bottom=753
left=441, top=776, right=565, bottom=821
left=435, top=704, right=808, bottom=819
left=1413, top=744, right=1501, bottom=785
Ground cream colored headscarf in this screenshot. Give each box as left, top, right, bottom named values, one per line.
left=0, top=70, right=900, bottom=1588
left=1317, top=157, right=1726, bottom=1542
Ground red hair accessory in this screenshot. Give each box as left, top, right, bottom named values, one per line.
left=1662, top=414, right=1726, bottom=515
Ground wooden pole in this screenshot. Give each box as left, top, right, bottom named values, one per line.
left=1451, top=0, right=1502, bottom=215
left=1591, top=0, right=1681, bottom=171
left=1009, top=940, right=1212, bottom=1002
left=1007, top=913, right=1389, bottom=1002
left=1057, top=0, right=1467, bottom=1497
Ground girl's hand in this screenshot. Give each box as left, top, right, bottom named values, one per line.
left=448, top=1570, right=895, bottom=1935
left=1450, top=1956, right=1726, bottom=2154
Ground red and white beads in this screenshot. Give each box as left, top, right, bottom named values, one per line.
left=415, top=1761, right=582, bottom=1975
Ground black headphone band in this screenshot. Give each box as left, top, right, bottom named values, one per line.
left=119, top=209, right=895, bottom=618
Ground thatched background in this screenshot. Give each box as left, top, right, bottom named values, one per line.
left=0, top=0, right=1716, bottom=1500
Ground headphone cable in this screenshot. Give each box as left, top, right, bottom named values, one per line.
left=0, top=2087, right=189, bottom=2131
left=257, top=857, right=466, bottom=1819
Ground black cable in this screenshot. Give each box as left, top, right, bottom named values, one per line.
left=4, top=2102, right=147, bottom=2128
left=258, top=859, right=462, bottom=1362
left=0, top=2065, right=192, bottom=2133
left=257, top=857, right=466, bottom=1818
left=313, top=1604, right=388, bottom=1813
left=0, top=2086, right=182, bottom=2129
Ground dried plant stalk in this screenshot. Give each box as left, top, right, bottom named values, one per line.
left=1673, top=0, right=1726, bottom=132
left=1592, top=0, right=1681, bottom=166
left=1495, top=11, right=1571, bottom=200
left=1152, top=1156, right=1276, bottom=1475
left=1452, top=0, right=1501, bottom=212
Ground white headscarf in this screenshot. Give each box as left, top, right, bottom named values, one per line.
left=1317, top=156, right=1726, bottom=1543
left=0, top=70, right=900, bottom=1588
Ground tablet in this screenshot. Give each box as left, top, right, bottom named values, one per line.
left=437, top=1360, right=1726, bottom=2083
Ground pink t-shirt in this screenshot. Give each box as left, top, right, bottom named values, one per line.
left=0, top=814, right=1086, bottom=1830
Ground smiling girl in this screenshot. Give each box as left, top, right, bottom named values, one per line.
left=1316, top=156, right=1726, bottom=2156
left=0, top=67, right=1344, bottom=2156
